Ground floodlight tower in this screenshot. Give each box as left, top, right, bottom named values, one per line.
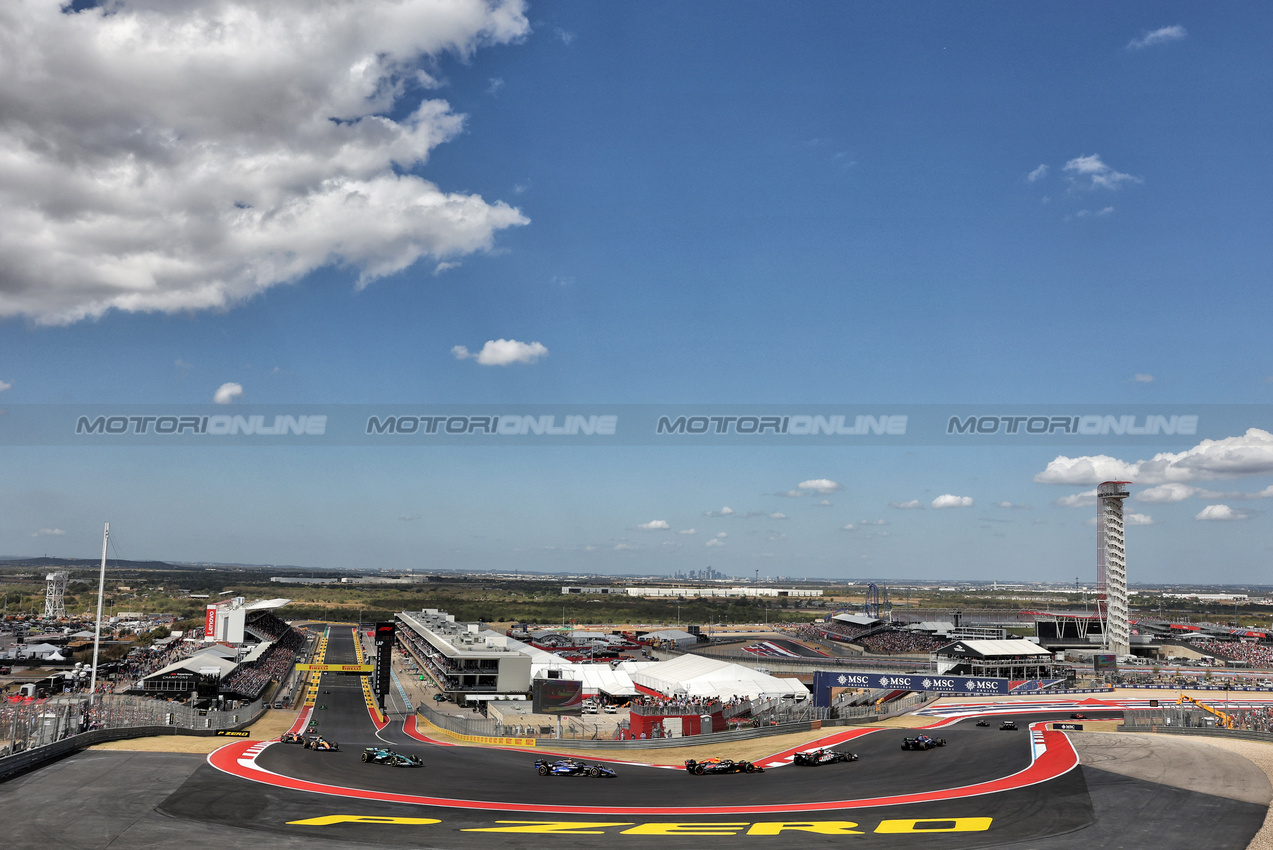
left=1096, top=481, right=1131, bottom=656
left=44, top=571, right=69, bottom=619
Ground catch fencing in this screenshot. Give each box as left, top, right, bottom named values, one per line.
left=0, top=693, right=264, bottom=778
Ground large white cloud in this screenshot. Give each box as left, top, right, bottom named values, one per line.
left=452, top=339, right=548, bottom=366
left=0, top=0, right=530, bottom=324
left=1196, top=504, right=1249, bottom=522
left=798, top=479, right=843, bottom=495
left=931, top=494, right=973, bottom=509
left=1035, top=429, right=1273, bottom=486
left=636, top=520, right=669, bottom=531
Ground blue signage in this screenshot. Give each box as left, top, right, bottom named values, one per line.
left=812, top=670, right=1010, bottom=707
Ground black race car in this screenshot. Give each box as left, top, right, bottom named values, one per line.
left=999, top=720, right=1018, bottom=731
left=901, top=735, right=946, bottom=750
left=361, top=747, right=423, bottom=767
left=1069, top=712, right=1089, bottom=720
left=684, top=758, right=764, bottom=775
left=535, top=758, right=617, bottom=777
left=793, top=748, right=858, bottom=766
left=975, top=718, right=990, bottom=727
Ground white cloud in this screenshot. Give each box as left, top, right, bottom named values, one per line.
left=1027, top=164, right=1049, bottom=182
left=32, top=527, right=65, bottom=537
left=932, top=494, right=973, bottom=509
left=704, top=507, right=735, bottom=517
left=1196, top=504, right=1249, bottom=521
left=1136, top=483, right=1197, bottom=503
left=432, top=261, right=461, bottom=276
left=1197, top=485, right=1273, bottom=500
left=818, top=499, right=833, bottom=507
left=678, top=528, right=697, bottom=535
left=486, top=77, right=505, bottom=95
left=775, top=490, right=805, bottom=498
left=890, top=500, right=924, bottom=509
left=0, top=0, right=530, bottom=325
left=213, top=382, right=243, bottom=404
left=859, top=519, right=889, bottom=526
left=637, top=520, right=669, bottom=531
left=840, top=523, right=855, bottom=531
left=1124, top=513, right=1155, bottom=525
left=995, top=501, right=1031, bottom=509
left=768, top=513, right=787, bottom=520
left=705, top=537, right=725, bottom=547
left=798, top=478, right=843, bottom=495
left=1128, top=25, right=1187, bottom=50
left=715, top=532, right=727, bottom=538
left=0, top=379, right=11, bottom=392
left=1036, top=429, right=1273, bottom=485
left=1133, top=373, right=1154, bottom=382
left=613, top=543, right=636, bottom=550
left=1054, top=489, right=1098, bottom=507
left=1063, top=154, right=1142, bottom=191
left=452, top=339, right=548, bottom=366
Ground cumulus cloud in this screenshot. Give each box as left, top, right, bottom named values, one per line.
left=775, top=489, right=805, bottom=498
left=678, top=528, right=697, bottom=535
left=704, top=507, right=735, bottom=517
left=32, top=527, right=65, bottom=537
left=706, top=537, right=725, bottom=547
left=1128, top=25, right=1187, bottom=50
left=932, top=494, right=973, bottom=509
left=1054, top=489, right=1099, bottom=507
left=818, top=499, right=833, bottom=507
left=1124, top=513, right=1156, bottom=525
left=798, top=479, right=843, bottom=495
left=1133, top=373, right=1154, bottom=382
left=1063, top=154, right=1142, bottom=191
left=451, top=339, right=547, bottom=366
left=0, top=379, right=11, bottom=392
left=890, top=500, right=924, bottom=509
left=995, top=501, right=1031, bottom=509
left=840, top=523, right=855, bottom=531
left=859, top=519, right=889, bottom=526
left=0, top=0, right=530, bottom=325
left=768, top=513, right=787, bottom=520
left=1136, top=483, right=1197, bottom=503
left=636, top=520, right=669, bottom=531
left=1027, top=164, right=1049, bottom=182
left=213, top=382, right=243, bottom=404
left=1196, top=504, right=1249, bottom=521
left=1036, top=429, right=1273, bottom=485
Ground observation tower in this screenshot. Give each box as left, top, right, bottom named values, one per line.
left=1095, top=481, right=1131, bottom=656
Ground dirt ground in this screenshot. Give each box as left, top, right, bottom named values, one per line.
left=88, top=706, right=301, bottom=754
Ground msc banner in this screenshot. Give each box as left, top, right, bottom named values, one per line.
left=813, top=671, right=1010, bottom=706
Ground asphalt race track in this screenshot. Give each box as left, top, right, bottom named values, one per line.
left=1, top=625, right=1269, bottom=849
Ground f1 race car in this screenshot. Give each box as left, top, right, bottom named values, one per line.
left=361, top=747, right=423, bottom=767
left=793, top=748, right=858, bottom=766
left=1000, top=720, right=1018, bottom=730
left=304, top=735, right=340, bottom=751
left=1069, top=713, right=1089, bottom=720
left=975, top=718, right=990, bottom=727
left=280, top=732, right=305, bottom=744
left=900, top=735, right=946, bottom=750
left=684, top=757, right=764, bottom=775
left=535, top=758, right=617, bottom=777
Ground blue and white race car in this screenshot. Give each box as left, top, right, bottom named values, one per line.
left=535, top=758, right=617, bottom=777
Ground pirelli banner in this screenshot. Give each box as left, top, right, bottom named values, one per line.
left=294, top=664, right=374, bottom=673
left=813, top=671, right=1009, bottom=707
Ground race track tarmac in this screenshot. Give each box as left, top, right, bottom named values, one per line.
left=0, top=625, right=1268, bottom=849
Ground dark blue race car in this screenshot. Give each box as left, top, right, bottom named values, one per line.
left=901, top=734, right=946, bottom=750
left=535, top=758, right=617, bottom=777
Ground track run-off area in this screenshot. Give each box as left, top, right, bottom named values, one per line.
left=4, top=624, right=1272, bottom=849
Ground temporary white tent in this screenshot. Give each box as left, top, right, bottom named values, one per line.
left=631, top=654, right=809, bottom=701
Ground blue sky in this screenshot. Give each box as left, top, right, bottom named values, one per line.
left=1, top=2, right=1271, bottom=582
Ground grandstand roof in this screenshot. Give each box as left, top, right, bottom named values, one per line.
left=142, top=648, right=239, bottom=682
left=243, top=599, right=291, bottom=611
left=831, top=613, right=881, bottom=627
left=935, top=638, right=1053, bottom=659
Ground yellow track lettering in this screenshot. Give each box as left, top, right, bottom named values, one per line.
left=462, top=821, right=634, bottom=834
left=747, top=821, right=863, bottom=835
left=622, top=823, right=750, bottom=836
left=875, top=818, right=992, bottom=833
left=287, top=816, right=441, bottom=826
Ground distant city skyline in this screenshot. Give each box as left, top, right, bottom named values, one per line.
left=1, top=3, right=1271, bottom=582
